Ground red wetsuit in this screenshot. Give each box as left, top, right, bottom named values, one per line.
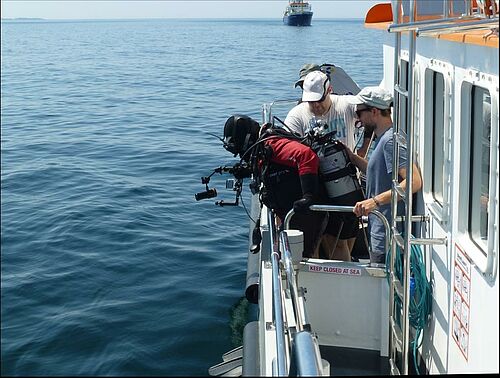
left=265, top=136, right=319, bottom=176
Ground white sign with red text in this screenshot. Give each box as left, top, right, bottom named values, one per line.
left=452, top=244, right=471, bottom=361
left=308, top=264, right=362, bottom=276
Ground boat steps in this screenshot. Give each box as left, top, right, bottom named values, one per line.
left=208, top=346, right=243, bottom=377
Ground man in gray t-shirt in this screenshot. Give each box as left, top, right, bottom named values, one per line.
left=365, top=127, right=406, bottom=257
left=345, top=87, right=422, bottom=264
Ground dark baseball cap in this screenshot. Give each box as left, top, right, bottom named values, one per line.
left=294, top=63, right=321, bottom=88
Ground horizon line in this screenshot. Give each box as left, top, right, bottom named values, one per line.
left=1, top=17, right=365, bottom=21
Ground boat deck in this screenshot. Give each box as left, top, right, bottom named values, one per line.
left=320, top=346, right=390, bottom=376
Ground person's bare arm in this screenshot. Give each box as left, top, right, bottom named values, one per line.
left=346, top=145, right=368, bottom=173
left=353, top=163, right=422, bottom=216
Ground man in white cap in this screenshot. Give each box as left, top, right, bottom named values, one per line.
left=285, top=70, right=360, bottom=262
left=286, top=70, right=358, bottom=149
left=346, top=86, right=422, bottom=264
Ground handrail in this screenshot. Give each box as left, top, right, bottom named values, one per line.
left=264, top=207, right=326, bottom=375
left=284, top=205, right=391, bottom=262
left=416, top=18, right=499, bottom=35
left=267, top=210, right=287, bottom=376
left=279, top=231, right=323, bottom=376
left=262, top=99, right=300, bottom=124
left=279, top=231, right=306, bottom=331
left=291, top=332, right=323, bottom=376
left=387, top=0, right=498, bottom=35
left=388, top=14, right=480, bottom=32
left=277, top=205, right=393, bottom=376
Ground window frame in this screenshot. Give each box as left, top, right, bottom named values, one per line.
left=422, top=62, right=452, bottom=225
left=468, top=86, right=491, bottom=251
left=457, top=74, right=499, bottom=277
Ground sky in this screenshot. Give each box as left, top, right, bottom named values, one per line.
left=1, top=1, right=380, bottom=20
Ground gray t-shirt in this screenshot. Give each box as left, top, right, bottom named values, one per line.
left=366, top=127, right=407, bottom=255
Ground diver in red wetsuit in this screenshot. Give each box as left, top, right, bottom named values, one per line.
left=223, top=115, right=327, bottom=257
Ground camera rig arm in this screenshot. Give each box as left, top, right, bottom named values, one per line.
left=194, top=162, right=252, bottom=206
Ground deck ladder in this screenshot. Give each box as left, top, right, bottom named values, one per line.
left=387, top=0, right=498, bottom=374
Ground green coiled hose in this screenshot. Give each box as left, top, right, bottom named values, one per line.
left=386, top=242, right=432, bottom=374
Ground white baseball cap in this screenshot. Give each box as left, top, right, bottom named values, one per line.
left=302, top=71, right=330, bottom=102
left=347, top=86, right=393, bottom=109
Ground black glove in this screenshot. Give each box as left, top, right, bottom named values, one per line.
left=292, top=173, right=319, bottom=213
left=293, top=193, right=314, bottom=213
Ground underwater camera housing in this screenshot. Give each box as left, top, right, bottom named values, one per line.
left=305, top=117, right=338, bottom=146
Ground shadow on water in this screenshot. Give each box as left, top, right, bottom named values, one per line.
left=229, top=296, right=251, bottom=347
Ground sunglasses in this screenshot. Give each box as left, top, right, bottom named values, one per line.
left=355, top=106, right=372, bottom=118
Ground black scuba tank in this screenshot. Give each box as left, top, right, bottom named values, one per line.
left=314, top=139, right=365, bottom=205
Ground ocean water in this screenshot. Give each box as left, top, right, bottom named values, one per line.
left=1, top=18, right=385, bottom=376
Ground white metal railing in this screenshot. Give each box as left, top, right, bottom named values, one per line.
left=262, top=99, right=299, bottom=126
left=286, top=205, right=391, bottom=261
left=266, top=208, right=323, bottom=376
left=388, top=0, right=499, bottom=36
left=279, top=231, right=306, bottom=331
left=267, top=209, right=287, bottom=376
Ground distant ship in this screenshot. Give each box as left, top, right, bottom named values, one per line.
left=283, top=0, right=313, bottom=26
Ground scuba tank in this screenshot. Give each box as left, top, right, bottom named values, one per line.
left=313, top=136, right=365, bottom=205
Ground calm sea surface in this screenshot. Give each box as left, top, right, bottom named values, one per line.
left=1, top=18, right=386, bottom=376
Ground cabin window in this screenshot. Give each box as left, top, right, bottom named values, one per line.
left=431, top=72, right=445, bottom=205
left=451, top=0, right=467, bottom=15
left=469, top=87, right=491, bottom=252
